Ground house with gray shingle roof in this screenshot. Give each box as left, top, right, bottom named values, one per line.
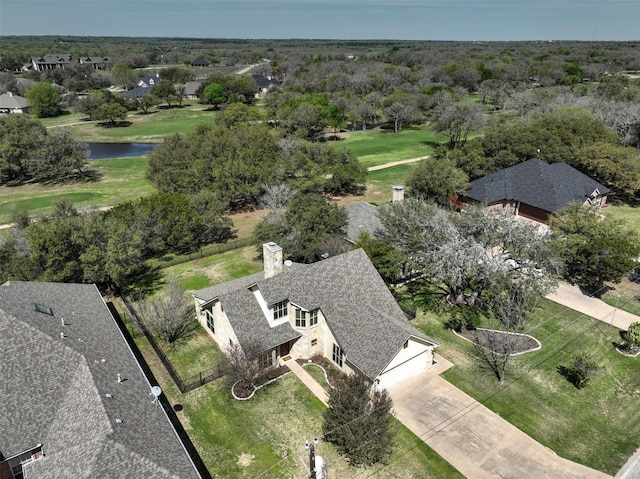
left=193, top=243, right=438, bottom=389
left=0, top=281, right=201, bottom=479
left=0, top=92, right=29, bottom=114
left=464, top=158, right=609, bottom=224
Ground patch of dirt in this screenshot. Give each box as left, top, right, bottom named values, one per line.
left=455, top=328, right=540, bottom=355
left=237, top=453, right=254, bottom=467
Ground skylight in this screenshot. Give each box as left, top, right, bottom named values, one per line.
left=34, top=303, right=53, bottom=315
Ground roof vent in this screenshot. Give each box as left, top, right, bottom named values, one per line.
left=105, top=393, right=113, bottom=398
left=35, top=303, right=53, bottom=315
left=284, top=260, right=293, bottom=267
left=115, top=418, right=123, bottom=424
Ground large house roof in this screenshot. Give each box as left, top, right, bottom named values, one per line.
left=0, top=282, right=200, bottom=479
left=465, top=158, right=609, bottom=213
left=194, top=249, right=436, bottom=380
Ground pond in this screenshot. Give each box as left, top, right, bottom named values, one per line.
left=83, top=142, right=158, bottom=160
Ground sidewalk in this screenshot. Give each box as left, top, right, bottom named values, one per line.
left=284, top=358, right=329, bottom=406
left=547, top=282, right=640, bottom=330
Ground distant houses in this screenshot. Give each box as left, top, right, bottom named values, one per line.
left=29, top=54, right=111, bottom=71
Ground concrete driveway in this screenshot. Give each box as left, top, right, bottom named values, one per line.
left=388, top=356, right=611, bottom=479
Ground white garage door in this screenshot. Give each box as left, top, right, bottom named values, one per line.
left=377, top=351, right=428, bottom=389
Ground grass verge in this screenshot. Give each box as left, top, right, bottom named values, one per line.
left=411, top=298, right=640, bottom=474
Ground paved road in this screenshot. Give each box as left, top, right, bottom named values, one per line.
left=547, top=282, right=639, bottom=330
left=367, top=156, right=428, bottom=171
left=389, top=356, right=611, bottom=479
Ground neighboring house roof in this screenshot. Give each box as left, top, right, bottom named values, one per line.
left=344, top=202, right=385, bottom=243
left=183, top=81, right=202, bottom=96
left=31, top=54, right=72, bottom=67
left=79, top=56, right=110, bottom=64
left=137, top=75, right=160, bottom=88
left=191, top=58, right=209, bottom=67
left=120, top=85, right=151, bottom=98
left=465, top=158, right=610, bottom=213
left=194, top=249, right=436, bottom=380
left=251, top=74, right=281, bottom=90
left=0, top=92, right=28, bottom=110
left=16, top=78, right=36, bottom=90
left=0, top=281, right=200, bottom=479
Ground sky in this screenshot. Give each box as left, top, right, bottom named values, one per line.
left=1, top=0, right=639, bottom=41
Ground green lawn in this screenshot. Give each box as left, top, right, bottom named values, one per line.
left=356, top=163, right=419, bottom=204
left=412, top=299, right=640, bottom=474
left=55, top=104, right=218, bottom=143
left=335, top=124, right=448, bottom=168
left=0, top=156, right=154, bottom=224
left=133, top=325, right=462, bottom=479
left=603, top=203, right=640, bottom=236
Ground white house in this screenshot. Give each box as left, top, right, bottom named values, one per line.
left=193, top=243, right=438, bottom=389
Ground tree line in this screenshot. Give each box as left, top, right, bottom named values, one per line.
left=0, top=194, right=232, bottom=293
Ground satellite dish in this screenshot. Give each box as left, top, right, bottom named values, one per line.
left=151, top=386, right=162, bottom=397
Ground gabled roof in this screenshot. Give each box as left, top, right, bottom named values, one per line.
left=0, top=282, right=200, bottom=479
left=344, top=202, right=385, bottom=243
left=194, top=249, right=436, bottom=380
left=251, top=74, right=281, bottom=89
left=120, top=85, right=151, bottom=98
left=0, top=92, right=28, bottom=110
left=466, top=158, right=610, bottom=213
left=183, top=81, right=202, bottom=96
left=32, top=54, right=71, bottom=65
left=191, top=58, right=209, bottom=66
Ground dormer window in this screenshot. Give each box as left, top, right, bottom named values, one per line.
left=295, top=309, right=306, bottom=328
left=273, top=300, right=288, bottom=321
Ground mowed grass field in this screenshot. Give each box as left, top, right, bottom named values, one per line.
left=43, top=103, right=218, bottom=143
left=335, top=123, right=448, bottom=169
left=0, top=156, right=154, bottom=224
left=412, top=299, right=640, bottom=474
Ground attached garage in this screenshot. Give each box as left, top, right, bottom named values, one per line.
left=376, top=338, right=434, bottom=389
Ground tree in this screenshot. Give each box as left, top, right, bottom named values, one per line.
left=622, top=322, right=640, bottom=352
left=30, top=128, right=89, bottom=180
left=379, top=200, right=559, bottom=308
left=0, top=114, right=47, bottom=184
left=136, top=278, right=195, bottom=344
left=406, top=156, right=469, bottom=205
left=74, top=93, right=106, bottom=119
left=202, top=82, right=227, bottom=108
left=110, top=61, right=138, bottom=89
left=435, top=102, right=484, bottom=149
left=160, top=66, right=194, bottom=84
left=25, top=82, right=61, bottom=117
left=253, top=193, right=347, bottom=263
left=152, top=80, right=178, bottom=106
left=221, top=102, right=261, bottom=128
left=575, top=142, right=640, bottom=192
left=226, top=339, right=269, bottom=397
left=565, top=354, right=600, bottom=389
left=94, top=102, right=128, bottom=126
left=137, top=94, right=159, bottom=114
left=549, top=203, right=639, bottom=288
left=354, top=232, right=403, bottom=284
left=323, top=371, right=394, bottom=466
left=384, top=101, right=414, bottom=133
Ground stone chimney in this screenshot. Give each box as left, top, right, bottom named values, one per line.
left=263, top=242, right=283, bottom=279
left=392, top=185, right=404, bottom=202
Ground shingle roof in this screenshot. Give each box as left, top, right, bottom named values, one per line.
left=0, top=282, right=200, bottom=479
left=466, top=158, right=609, bottom=213
left=251, top=75, right=281, bottom=89
left=120, top=85, right=151, bottom=98
left=344, top=202, right=385, bottom=243
left=194, top=249, right=436, bottom=380
left=0, top=93, right=28, bottom=110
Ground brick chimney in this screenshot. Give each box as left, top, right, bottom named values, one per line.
left=263, top=242, right=283, bottom=279
left=392, top=185, right=404, bottom=202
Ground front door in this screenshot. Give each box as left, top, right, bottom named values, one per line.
left=279, top=341, right=291, bottom=358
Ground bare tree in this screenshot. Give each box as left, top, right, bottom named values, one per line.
left=137, top=277, right=195, bottom=344
left=384, top=101, right=414, bottom=133
left=259, top=183, right=294, bottom=211
left=435, top=102, right=485, bottom=149
left=226, top=339, right=270, bottom=396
